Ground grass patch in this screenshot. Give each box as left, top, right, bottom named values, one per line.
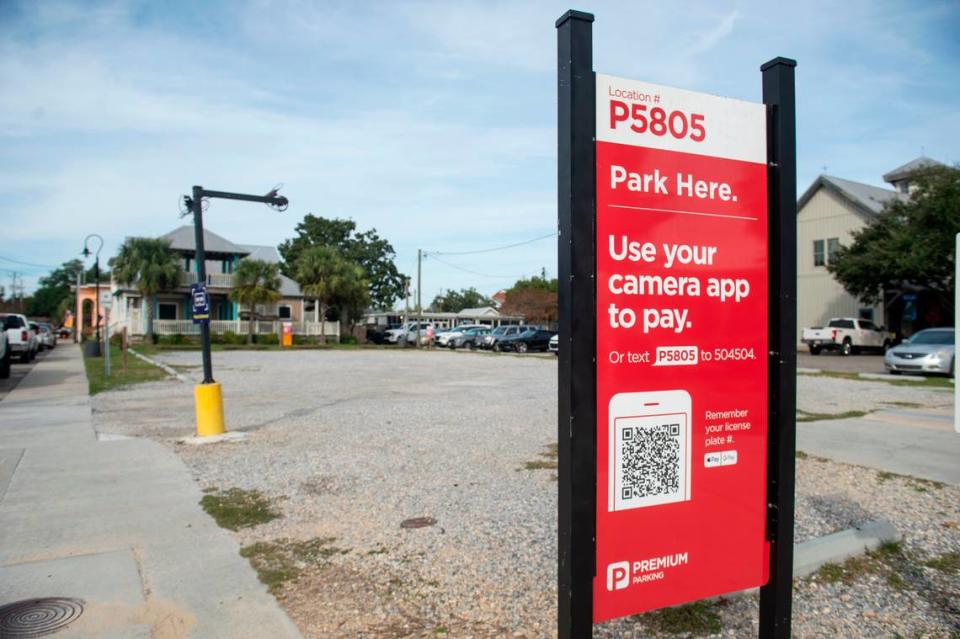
left=875, top=470, right=945, bottom=490
left=519, top=443, right=560, bottom=471
left=796, top=409, right=868, bottom=422
left=798, top=369, right=954, bottom=388
left=200, top=487, right=281, bottom=531
left=814, top=562, right=845, bottom=583
left=924, top=551, right=960, bottom=574
left=812, top=541, right=907, bottom=586
left=522, top=459, right=558, bottom=471
left=882, top=401, right=922, bottom=408
left=639, top=600, right=723, bottom=635
left=240, top=537, right=347, bottom=593
left=796, top=450, right=808, bottom=459
left=83, top=345, right=168, bottom=395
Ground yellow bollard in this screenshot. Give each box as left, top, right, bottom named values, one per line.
left=195, top=383, right=226, bottom=437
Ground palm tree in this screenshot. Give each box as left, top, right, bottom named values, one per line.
left=111, top=238, right=183, bottom=343
left=230, top=259, right=282, bottom=344
left=295, top=246, right=366, bottom=344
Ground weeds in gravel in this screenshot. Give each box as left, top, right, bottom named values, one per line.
left=638, top=600, right=723, bottom=635
left=875, top=470, right=946, bottom=490
left=812, top=542, right=906, bottom=586
left=200, top=487, right=281, bottom=531
left=240, top=537, right=347, bottom=593
left=796, top=450, right=808, bottom=459
left=519, top=444, right=560, bottom=472
left=924, top=551, right=960, bottom=574
left=796, top=409, right=869, bottom=422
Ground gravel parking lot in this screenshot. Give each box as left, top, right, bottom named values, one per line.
left=91, top=349, right=959, bottom=638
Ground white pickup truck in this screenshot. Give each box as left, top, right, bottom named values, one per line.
left=801, top=317, right=893, bottom=356
left=1, top=313, right=38, bottom=363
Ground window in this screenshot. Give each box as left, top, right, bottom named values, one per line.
left=304, top=300, right=316, bottom=313
left=859, top=320, right=878, bottom=331
left=827, top=238, right=840, bottom=264
left=278, top=305, right=292, bottom=320
left=828, top=319, right=855, bottom=329
left=858, top=308, right=874, bottom=322
left=158, top=303, right=177, bottom=320
left=813, top=240, right=825, bottom=266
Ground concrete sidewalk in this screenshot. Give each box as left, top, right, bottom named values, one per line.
left=798, top=408, right=960, bottom=485
left=0, top=344, right=302, bottom=638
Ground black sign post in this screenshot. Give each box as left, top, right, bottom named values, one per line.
left=556, top=10, right=797, bottom=639
left=556, top=10, right=597, bottom=638
left=758, top=57, right=798, bottom=639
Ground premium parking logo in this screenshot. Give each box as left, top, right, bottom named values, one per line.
left=606, top=552, right=689, bottom=590
left=606, top=561, right=631, bottom=591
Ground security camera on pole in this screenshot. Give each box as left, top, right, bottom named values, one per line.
left=183, top=184, right=289, bottom=438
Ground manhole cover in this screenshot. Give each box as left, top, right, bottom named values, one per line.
left=400, top=517, right=437, bottom=529
left=0, top=598, right=85, bottom=638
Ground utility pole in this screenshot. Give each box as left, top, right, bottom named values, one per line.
left=402, top=276, right=411, bottom=348
left=416, top=249, right=423, bottom=348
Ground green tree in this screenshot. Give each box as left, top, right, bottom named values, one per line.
left=501, top=272, right=559, bottom=326
left=279, top=215, right=405, bottom=310
left=295, top=246, right=367, bottom=344
left=430, top=287, right=493, bottom=313
left=230, top=259, right=282, bottom=345
left=28, top=259, right=84, bottom=320
left=111, top=238, right=183, bottom=342
left=829, top=165, right=959, bottom=310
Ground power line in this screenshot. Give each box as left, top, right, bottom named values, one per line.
left=426, top=232, right=555, bottom=257
left=426, top=254, right=524, bottom=279
left=0, top=254, right=60, bottom=270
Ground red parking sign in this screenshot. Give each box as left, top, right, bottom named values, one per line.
left=593, top=74, right=770, bottom=622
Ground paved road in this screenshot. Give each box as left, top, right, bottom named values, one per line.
left=0, top=344, right=302, bottom=638
left=798, top=407, right=959, bottom=485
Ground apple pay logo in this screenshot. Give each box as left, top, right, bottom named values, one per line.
left=606, top=561, right=630, bottom=591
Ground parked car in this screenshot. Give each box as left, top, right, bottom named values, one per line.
left=0, top=325, right=10, bottom=378
left=450, top=326, right=491, bottom=350
left=367, top=323, right=400, bottom=345
left=883, top=328, right=955, bottom=376
left=801, top=317, right=893, bottom=355
left=38, top=323, right=58, bottom=350
left=495, top=328, right=556, bottom=353
left=478, top=325, right=528, bottom=350
left=549, top=333, right=558, bottom=355
left=436, top=324, right=485, bottom=348
left=1, top=313, right=38, bottom=363
left=384, top=322, right=422, bottom=344
left=404, top=323, right=435, bottom=346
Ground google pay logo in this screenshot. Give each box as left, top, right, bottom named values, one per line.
left=606, top=561, right=630, bottom=591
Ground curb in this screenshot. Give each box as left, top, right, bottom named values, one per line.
left=793, top=519, right=900, bottom=578
left=859, top=372, right=926, bottom=382
left=127, top=347, right=189, bottom=383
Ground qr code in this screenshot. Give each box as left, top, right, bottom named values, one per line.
left=619, top=422, right=681, bottom=501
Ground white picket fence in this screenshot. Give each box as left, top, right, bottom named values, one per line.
left=141, top=319, right=339, bottom=338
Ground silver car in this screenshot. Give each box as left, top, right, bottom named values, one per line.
left=884, top=328, right=955, bottom=376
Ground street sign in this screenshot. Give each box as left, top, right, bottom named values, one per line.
left=191, top=282, right=210, bottom=324
left=594, top=74, right=769, bottom=621
left=556, top=11, right=797, bottom=638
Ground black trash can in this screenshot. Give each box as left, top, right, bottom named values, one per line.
left=84, top=341, right=102, bottom=357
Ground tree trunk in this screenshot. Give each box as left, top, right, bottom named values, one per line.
left=145, top=293, right=155, bottom=343
left=247, top=306, right=255, bottom=345
left=339, top=307, right=349, bottom=345
left=318, top=303, right=328, bottom=345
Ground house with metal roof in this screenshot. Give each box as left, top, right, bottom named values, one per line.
left=795, top=157, right=942, bottom=344
left=109, top=226, right=337, bottom=339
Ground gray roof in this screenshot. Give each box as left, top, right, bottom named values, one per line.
left=457, top=307, right=500, bottom=317
left=277, top=274, right=301, bottom=297
left=160, top=226, right=249, bottom=256
left=882, top=156, right=943, bottom=184
left=797, top=175, right=904, bottom=219
left=240, top=244, right=282, bottom=264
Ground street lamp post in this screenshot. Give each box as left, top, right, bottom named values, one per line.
left=183, top=185, right=288, bottom=437
left=82, top=234, right=104, bottom=357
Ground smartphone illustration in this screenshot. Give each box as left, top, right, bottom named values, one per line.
left=608, top=390, right=692, bottom=512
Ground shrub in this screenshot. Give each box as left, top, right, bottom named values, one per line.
left=339, top=335, right=358, bottom=345
left=257, top=332, right=279, bottom=345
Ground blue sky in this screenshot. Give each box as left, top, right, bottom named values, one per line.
left=1, top=0, right=958, bottom=305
